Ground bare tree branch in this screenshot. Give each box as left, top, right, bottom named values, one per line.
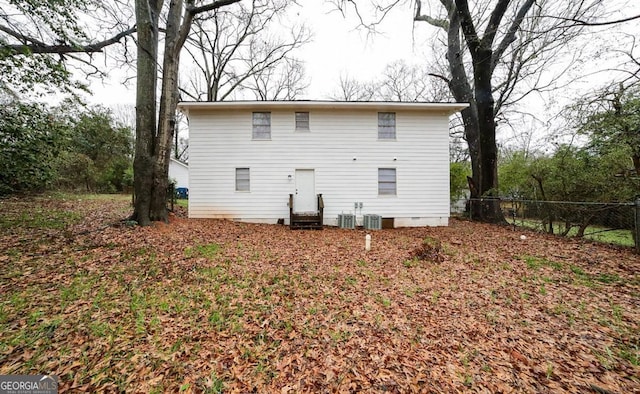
left=548, top=13, right=640, bottom=27
left=2, top=26, right=137, bottom=54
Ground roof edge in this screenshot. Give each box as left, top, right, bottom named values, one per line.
left=170, top=157, right=188, bottom=167
left=178, top=100, right=468, bottom=114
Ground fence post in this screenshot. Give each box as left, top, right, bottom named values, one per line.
left=635, top=197, right=640, bottom=254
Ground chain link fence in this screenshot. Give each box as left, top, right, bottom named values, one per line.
left=452, top=198, right=640, bottom=252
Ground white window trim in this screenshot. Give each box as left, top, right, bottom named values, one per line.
left=295, top=112, right=310, bottom=132
left=252, top=112, right=271, bottom=140
left=235, top=168, right=250, bottom=192
left=378, top=112, right=396, bottom=140
left=378, top=168, right=397, bottom=196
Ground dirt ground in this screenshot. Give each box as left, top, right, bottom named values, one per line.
left=0, top=195, right=638, bottom=393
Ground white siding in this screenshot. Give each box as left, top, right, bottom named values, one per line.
left=169, top=159, right=189, bottom=189
left=187, top=107, right=451, bottom=227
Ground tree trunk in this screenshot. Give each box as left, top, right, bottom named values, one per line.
left=576, top=215, right=594, bottom=238
left=147, top=0, right=184, bottom=222
left=532, top=174, right=554, bottom=234
left=444, top=0, right=506, bottom=223
left=472, top=46, right=503, bottom=223
left=561, top=221, right=573, bottom=236
left=132, top=0, right=162, bottom=226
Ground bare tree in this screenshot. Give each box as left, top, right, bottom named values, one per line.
left=329, top=73, right=378, bottom=101
left=110, top=104, right=136, bottom=130
left=247, top=57, right=309, bottom=100
left=378, top=60, right=445, bottom=101
left=330, top=61, right=450, bottom=102
left=180, top=0, right=310, bottom=102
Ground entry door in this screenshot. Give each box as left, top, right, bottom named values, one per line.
left=295, top=169, right=316, bottom=212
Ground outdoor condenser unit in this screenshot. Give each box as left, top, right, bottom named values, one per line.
left=338, top=213, right=355, bottom=229
left=363, top=214, right=382, bottom=230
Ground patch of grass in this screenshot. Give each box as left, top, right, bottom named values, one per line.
left=129, top=290, right=149, bottom=335
left=596, top=273, right=621, bottom=284
left=561, top=264, right=628, bottom=288
left=430, top=290, right=441, bottom=304
left=610, top=303, right=623, bottom=323
left=520, top=255, right=563, bottom=271
left=208, top=310, right=225, bottom=330
left=403, top=258, right=420, bottom=268
left=570, top=265, right=595, bottom=287
left=586, top=229, right=635, bottom=247
left=344, top=276, right=357, bottom=286
left=203, top=372, right=225, bottom=394
left=197, top=266, right=226, bottom=281
left=375, top=294, right=392, bottom=307
left=570, top=265, right=585, bottom=276
left=618, top=343, right=639, bottom=366
left=539, top=284, right=547, bottom=295
left=61, top=274, right=97, bottom=310
left=185, top=243, right=221, bottom=259
left=89, top=321, right=110, bottom=337
left=550, top=302, right=576, bottom=324
left=403, top=286, right=423, bottom=298
left=461, top=373, right=473, bottom=387
left=329, top=329, right=352, bottom=343
left=513, top=219, right=634, bottom=247
left=546, top=363, right=554, bottom=379
left=594, top=346, right=616, bottom=370
left=0, top=208, right=82, bottom=230
left=485, top=310, right=498, bottom=324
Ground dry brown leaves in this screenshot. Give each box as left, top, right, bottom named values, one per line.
left=0, top=195, right=638, bottom=393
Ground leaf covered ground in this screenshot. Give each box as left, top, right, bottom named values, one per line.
left=0, top=195, right=638, bottom=393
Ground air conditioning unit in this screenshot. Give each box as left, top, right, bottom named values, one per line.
left=363, top=214, right=382, bottom=230
left=338, top=213, right=355, bottom=229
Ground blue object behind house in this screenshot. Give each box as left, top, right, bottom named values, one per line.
left=176, top=187, right=189, bottom=199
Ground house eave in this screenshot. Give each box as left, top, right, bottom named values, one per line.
left=170, top=158, right=188, bottom=168
left=178, top=100, right=469, bottom=115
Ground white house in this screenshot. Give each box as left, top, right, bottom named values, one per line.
left=169, top=158, right=189, bottom=189
left=178, top=101, right=467, bottom=228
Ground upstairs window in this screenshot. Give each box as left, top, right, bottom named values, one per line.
left=378, top=168, right=397, bottom=195
left=252, top=112, right=271, bottom=140
left=295, top=112, right=310, bottom=131
left=378, top=112, right=396, bottom=140
left=236, top=168, right=250, bottom=191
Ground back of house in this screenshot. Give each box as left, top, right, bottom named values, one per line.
left=178, top=101, right=466, bottom=227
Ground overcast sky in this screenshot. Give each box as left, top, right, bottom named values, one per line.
left=295, top=2, right=430, bottom=98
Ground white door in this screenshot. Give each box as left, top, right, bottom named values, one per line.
left=295, top=169, right=315, bottom=212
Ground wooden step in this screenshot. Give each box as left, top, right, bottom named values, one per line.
left=290, top=213, right=323, bottom=230
left=290, top=223, right=323, bottom=230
